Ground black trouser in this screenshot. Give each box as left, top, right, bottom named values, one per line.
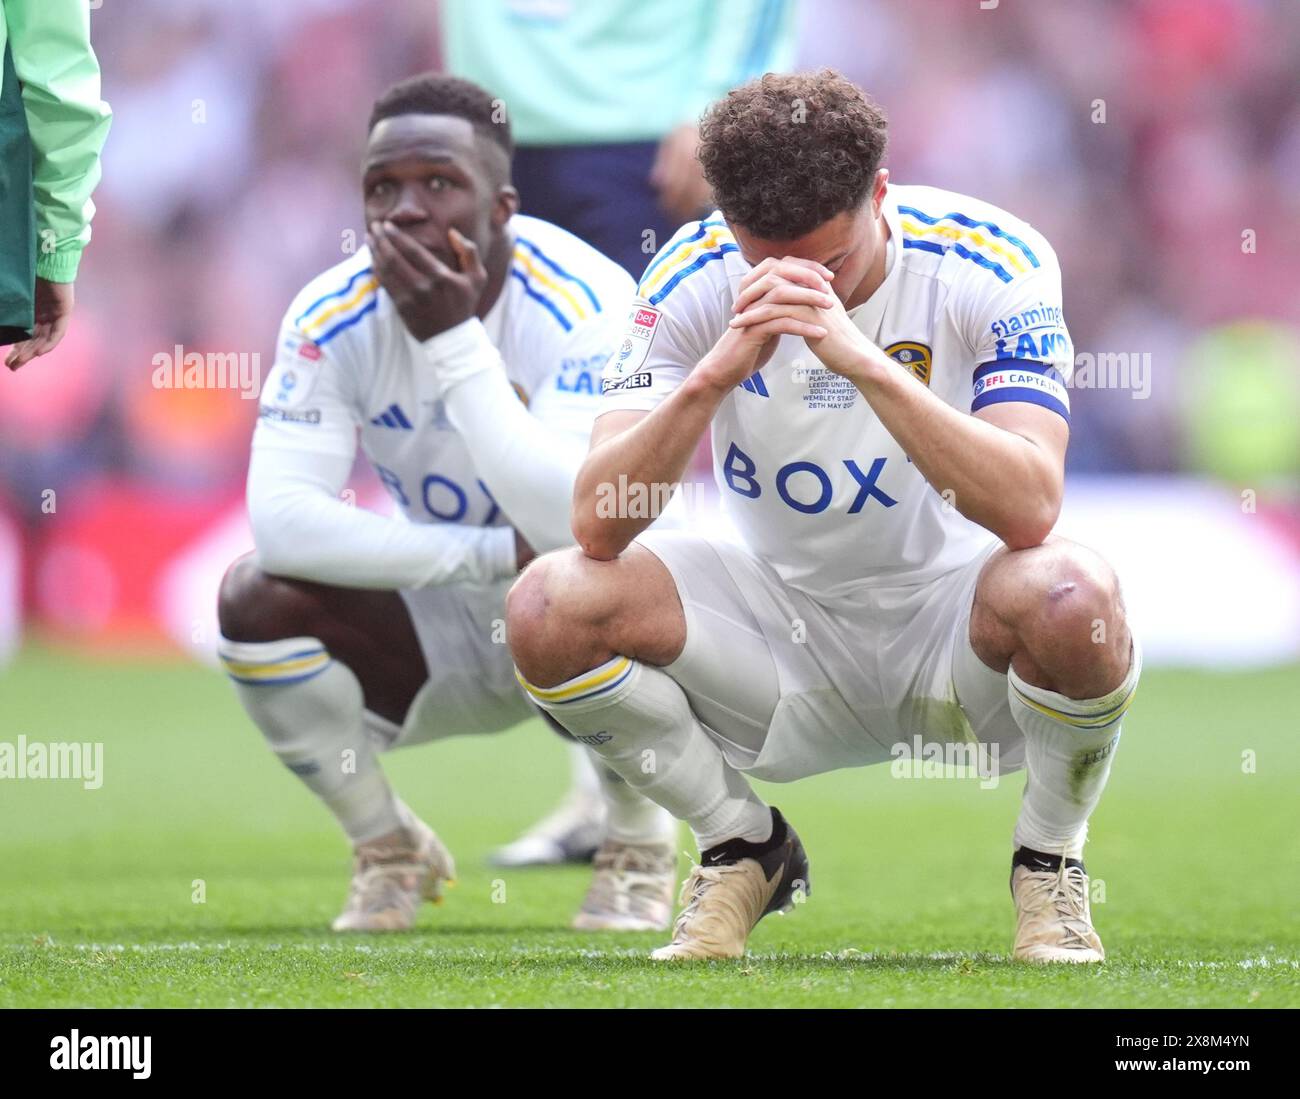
left=511, top=140, right=685, bottom=282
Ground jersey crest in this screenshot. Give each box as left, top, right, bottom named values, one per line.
left=884, top=341, right=933, bottom=387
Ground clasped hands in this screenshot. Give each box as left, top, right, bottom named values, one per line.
left=697, top=256, right=882, bottom=392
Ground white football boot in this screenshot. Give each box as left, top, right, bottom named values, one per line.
left=1011, top=849, right=1105, bottom=963
left=331, top=811, right=456, bottom=932
left=571, top=838, right=677, bottom=931
left=651, top=808, right=810, bottom=961
left=489, top=788, right=604, bottom=868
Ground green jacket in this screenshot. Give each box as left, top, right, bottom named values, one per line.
left=444, top=0, right=796, bottom=147
left=0, top=0, right=111, bottom=282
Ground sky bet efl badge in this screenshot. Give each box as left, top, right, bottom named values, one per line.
left=884, top=341, right=933, bottom=386
left=612, top=303, right=660, bottom=376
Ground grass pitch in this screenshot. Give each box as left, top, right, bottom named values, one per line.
left=1, top=645, right=1296, bottom=1008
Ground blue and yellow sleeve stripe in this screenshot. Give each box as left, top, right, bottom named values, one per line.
left=899, top=206, right=1040, bottom=284
left=638, top=220, right=739, bottom=306
left=294, top=267, right=379, bottom=346
left=510, top=237, right=602, bottom=333
left=221, top=645, right=332, bottom=687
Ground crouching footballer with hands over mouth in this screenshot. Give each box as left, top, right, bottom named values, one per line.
left=217, top=74, right=679, bottom=936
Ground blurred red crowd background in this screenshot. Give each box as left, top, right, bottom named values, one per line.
left=0, top=0, right=1296, bottom=653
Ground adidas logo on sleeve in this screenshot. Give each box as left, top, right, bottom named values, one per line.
left=369, top=404, right=413, bottom=430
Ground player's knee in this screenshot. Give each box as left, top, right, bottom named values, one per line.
left=506, top=548, right=612, bottom=681
left=1040, top=547, right=1119, bottom=633
left=217, top=554, right=312, bottom=643
left=1020, top=543, right=1127, bottom=674
left=506, top=548, right=583, bottom=650
left=217, top=554, right=261, bottom=639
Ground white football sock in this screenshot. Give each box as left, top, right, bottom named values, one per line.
left=593, top=755, right=678, bottom=844
left=567, top=740, right=603, bottom=801
left=519, top=657, right=771, bottom=851
left=219, top=635, right=405, bottom=845
left=559, top=728, right=675, bottom=843
left=1010, top=637, right=1142, bottom=860
left=561, top=727, right=675, bottom=843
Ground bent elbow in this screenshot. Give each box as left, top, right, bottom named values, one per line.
left=579, top=538, right=621, bottom=562
left=571, top=510, right=623, bottom=562
left=1001, top=526, right=1051, bottom=553
left=575, top=525, right=622, bottom=562
left=1000, top=498, right=1060, bottom=552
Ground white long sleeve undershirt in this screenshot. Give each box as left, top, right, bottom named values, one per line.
left=247, top=444, right=517, bottom=590
left=431, top=321, right=588, bottom=554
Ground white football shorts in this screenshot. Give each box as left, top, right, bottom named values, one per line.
left=634, top=528, right=1025, bottom=783
left=367, top=578, right=533, bottom=749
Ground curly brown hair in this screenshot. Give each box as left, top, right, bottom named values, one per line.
left=698, top=69, right=887, bottom=240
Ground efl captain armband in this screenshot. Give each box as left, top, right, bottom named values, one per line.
left=420, top=318, right=504, bottom=395
left=971, top=360, right=1070, bottom=422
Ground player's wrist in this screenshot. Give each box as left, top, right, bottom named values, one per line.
left=843, top=343, right=893, bottom=389
left=420, top=316, right=489, bottom=361
left=686, top=353, right=744, bottom=401
left=420, top=317, right=499, bottom=393
left=480, top=525, right=519, bottom=581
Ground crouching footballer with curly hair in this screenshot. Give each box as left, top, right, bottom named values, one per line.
left=507, top=69, right=1140, bottom=962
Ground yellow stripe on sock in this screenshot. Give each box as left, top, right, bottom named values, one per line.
left=516, top=657, right=631, bottom=703
left=1012, top=680, right=1137, bottom=729
left=220, top=652, right=330, bottom=681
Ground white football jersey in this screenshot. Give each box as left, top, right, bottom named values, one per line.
left=600, top=184, right=1074, bottom=600
left=255, top=214, right=634, bottom=531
